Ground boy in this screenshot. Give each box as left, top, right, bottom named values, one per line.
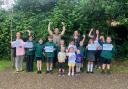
left=58, top=47, right=66, bottom=76
left=25, top=35, right=35, bottom=72
left=44, top=36, right=56, bottom=73
left=101, top=36, right=115, bottom=74
left=35, top=39, right=44, bottom=74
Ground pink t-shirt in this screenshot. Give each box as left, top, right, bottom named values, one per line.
left=16, top=39, right=25, bottom=56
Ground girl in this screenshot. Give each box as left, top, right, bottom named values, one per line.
left=88, top=28, right=103, bottom=69
left=86, top=39, right=96, bottom=73
left=78, top=35, right=86, bottom=68
left=75, top=49, right=83, bottom=74
left=58, top=47, right=66, bottom=76
left=73, top=30, right=80, bottom=47
left=68, top=40, right=77, bottom=51
left=66, top=47, right=76, bottom=76
left=12, top=32, right=25, bottom=73
left=35, top=39, right=44, bottom=74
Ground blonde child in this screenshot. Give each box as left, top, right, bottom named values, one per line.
left=58, top=47, right=66, bottom=76
left=66, top=47, right=76, bottom=76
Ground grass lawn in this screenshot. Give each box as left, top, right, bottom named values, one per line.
left=0, top=60, right=11, bottom=71
left=0, top=59, right=128, bottom=73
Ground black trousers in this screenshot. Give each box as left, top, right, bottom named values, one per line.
left=95, top=50, right=102, bottom=66
left=26, top=55, right=34, bottom=72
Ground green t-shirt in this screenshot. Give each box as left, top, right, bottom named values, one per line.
left=35, top=43, right=43, bottom=57
left=44, top=41, right=56, bottom=57
left=101, top=43, right=115, bottom=59
left=25, top=40, right=36, bottom=56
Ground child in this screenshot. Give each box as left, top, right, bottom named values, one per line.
left=101, top=36, right=115, bottom=74
left=66, top=47, right=76, bottom=76
left=57, top=40, right=65, bottom=53
left=58, top=47, right=66, bottom=76
left=68, top=40, right=77, bottom=51
left=44, top=36, right=56, bottom=73
left=25, top=35, right=35, bottom=72
left=12, top=32, right=25, bottom=73
left=35, top=39, right=44, bottom=74
left=75, top=49, right=83, bottom=74
left=79, top=35, right=86, bottom=68
left=86, top=39, right=96, bottom=73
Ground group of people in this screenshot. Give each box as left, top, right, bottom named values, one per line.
left=11, top=22, right=115, bottom=76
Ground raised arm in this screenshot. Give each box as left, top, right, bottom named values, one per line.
left=88, top=28, right=94, bottom=38
left=81, top=35, right=86, bottom=43
left=27, top=30, right=31, bottom=36
left=95, top=30, right=99, bottom=40
left=60, top=22, right=66, bottom=36
left=48, top=22, right=53, bottom=35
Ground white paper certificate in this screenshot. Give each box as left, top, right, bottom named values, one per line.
left=103, top=44, right=113, bottom=50
left=24, top=42, right=33, bottom=48
left=44, top=46, right=54, bottom=52
left=88, top=44, right=96, bottom=50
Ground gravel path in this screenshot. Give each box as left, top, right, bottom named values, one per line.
left=0, top=69, right=128, bottom=89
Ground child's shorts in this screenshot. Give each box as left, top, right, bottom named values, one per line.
left=76, top=63, right=82, bottom=67
left=36, top=57, right=42, bottom=61
left=68, top=62, right=75, bottom=67
left=59, top=62, right=65, bottom=69
left=47, top=57, right=54, bottom=63
left=102, top=57, right=111, bottom=64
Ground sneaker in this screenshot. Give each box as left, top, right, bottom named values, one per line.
left=62, top=74, right=65, bottom=77
left=46, top=71, right=50, bottom=74
left=37, top=71, right=40, bottom=74
left=90, top=71, right=94, bottom=74
left=39, top=71, right=42, bottom=74
left=16, top=70, right=20, bottom=73
left=58, top=74, right=61, bottom=76
left=49, top=70, right=53, bottom=74
left=68, top=72, right=71, bottom=76
left=71, top=72, right=74, bottom=76
left=86, top=71, right=90, bottom=74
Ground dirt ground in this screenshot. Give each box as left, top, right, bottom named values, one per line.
left=0, top=68, right=128, bottom=89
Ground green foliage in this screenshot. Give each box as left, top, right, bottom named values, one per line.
left=0, top=0, right=128, bottom=59
left=0, top=59, right=11, bottom=71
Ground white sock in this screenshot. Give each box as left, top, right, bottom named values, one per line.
left=87, top=64, right=90, bottom=72
left=50, top=67, right=52, bottom=71
left=72, top=72, right=74, bottom=76
left=90, top=64, right=93, bottom=72
left=68, top=72, right=71, bottom=76
left=40, top=66, right=42, bottom=71
left=47, top=67, right=49, bottom=71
